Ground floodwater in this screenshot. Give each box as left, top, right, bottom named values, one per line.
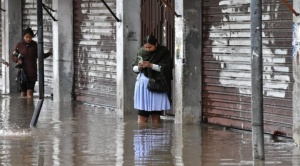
left=0, top=94, right=299, bottom=166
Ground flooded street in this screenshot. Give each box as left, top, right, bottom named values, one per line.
left=0, top=94, right=299, bottom=166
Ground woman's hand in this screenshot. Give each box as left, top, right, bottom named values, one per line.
left=2, top=61, right=9, bottom=67
left=47, top=48, right=53, bottom=55
left=17, top=59, right=23, bottom=65
left=142, top=61, right=153, bottom=68
left=0, top=59, right=9, bottom=67
left=138, top=63, right=144, bottom=71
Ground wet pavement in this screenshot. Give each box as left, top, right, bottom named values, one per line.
left=0, top=93, right=299, bottom=166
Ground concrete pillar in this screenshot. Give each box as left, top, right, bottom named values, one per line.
left=174, top=0, right=202, bottom=124
left=293, top=0, right=300, bottom=145
left=52, top=0, right=74, bottom=102
left=116, top=0, right=141, bottom=118
left=1, top=0, right=22, bottom=94
left=293, top=147, right=300, bottom=165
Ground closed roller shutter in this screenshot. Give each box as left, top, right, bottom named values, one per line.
left=22, top=0, right=53, bottom=95
left=202, top=0, right=293, bottom=136
left=73, top=0, right=117, bottom=109
left=0, top=2, right=2, bottom=78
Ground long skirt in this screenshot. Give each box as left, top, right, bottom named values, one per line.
left=134, top=73, right=170, bottom=111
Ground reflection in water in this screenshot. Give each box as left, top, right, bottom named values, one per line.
left=0, top=94, right=298, bottom=165
left=0, top=95, right=10, bottom=129
left=0, top=129, right=31, bottom=136
left=134, top=123, right=174, bottom=166
left=293, top=148, right=300, bottom=166
left=116, top=118, right=125, bottom=166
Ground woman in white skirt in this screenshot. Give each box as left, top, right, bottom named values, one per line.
left=132, top=35, right=173, bottom=124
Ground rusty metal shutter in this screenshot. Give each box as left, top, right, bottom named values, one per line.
left=22, top=0, right=53, bottom=95
left=202, top=0, right=293, bottom=136
left=141, top=0, right=175, bottom=62
left=73, top=0, right=117, bottom=109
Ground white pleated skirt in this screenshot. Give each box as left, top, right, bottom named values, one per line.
left=134, top=73, right=170, bottom=111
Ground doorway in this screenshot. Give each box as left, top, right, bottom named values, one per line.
left=140, top=0, right=175, bottom=115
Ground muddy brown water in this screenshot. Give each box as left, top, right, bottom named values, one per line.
left=0, top=94, right=299, bottom=166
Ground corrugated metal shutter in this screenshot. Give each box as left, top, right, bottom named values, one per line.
left=202, top=0, right=293, bottom=136
left=73, top=0, right=117, bottom=109
left=22, top=0, right=53, bottom=95
left=0, top=3, right=2, bottom=78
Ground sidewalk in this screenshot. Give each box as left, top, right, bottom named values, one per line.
left=0, top=93, right=299, bottom=165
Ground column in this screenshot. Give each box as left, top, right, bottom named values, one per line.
left=293, top=0, right=300, bottom=145
left=174, top=0, right=202, bottom=124
left=52, top=0, right=74, bottom=102
left=2, top=0, right=22, bottom=93
left=116, top=0, right=141, bottom=117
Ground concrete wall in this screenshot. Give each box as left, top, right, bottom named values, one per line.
left=52, top=0, right=74, bottom=102
left=293, top=0, right=300, bottom=145
left=174, top=0, right=202, bottom=124
left=2, top=0, right=22, bottom=94
left=116, top=0, right=141, bottom=117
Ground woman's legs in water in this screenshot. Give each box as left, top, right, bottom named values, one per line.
left=20, top=90, right=33, bottom=98
left=20, top=81, right=35, bottom=98
left=138, top=110, right=149, bottom=124
left=138, top=115, right=148, bottom=124
left=137, top=110, right=162, bottom=124
left=21, top=91, right=27, bottom=97
left=26, top=82, right=35, bottom=98
left=138, top=114, right=161, bottom=124
left=20, top=82, right=27, bottom=97
left=27, top=90, right=33, bottom=98
left=151, top=114, right=161, bottom=123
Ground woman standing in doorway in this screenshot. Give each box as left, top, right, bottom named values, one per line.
left=11, top=27, right=52, bottom=98
left=132, top=35, right=173, bottom=124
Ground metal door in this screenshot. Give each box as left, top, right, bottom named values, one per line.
left=73, top=0, right=117, bottom=109
left=141, top=0, right=174, bottom=58
left=202, top=0, right=293, bottom=136
left=141, top=0, right=175, bottom=114
left=22, top=0, right=53, bottom=95
left=0, top=3, right=4, bottom=80
left=0, top=2, right=2, bottom=79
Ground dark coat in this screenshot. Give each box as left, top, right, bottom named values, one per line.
left=133, top=46, right=173, bottom=103
left=11, top=40, right=51, bottom=82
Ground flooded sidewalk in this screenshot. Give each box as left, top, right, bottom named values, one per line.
left=0, top=94, right=299, bottom=166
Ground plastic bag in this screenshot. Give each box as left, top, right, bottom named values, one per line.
left=16, top=68, right=27, bottom=84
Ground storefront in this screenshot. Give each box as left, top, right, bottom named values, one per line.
left=202, top=0, right=293, bottom=136
left=73, top=0, right=117, bottom=109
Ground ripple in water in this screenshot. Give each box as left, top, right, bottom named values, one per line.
left=0, top=129, right=31, bottom=137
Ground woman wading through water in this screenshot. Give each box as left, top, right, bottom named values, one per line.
left=132, top=35, right=173, bottom=124
left=11, top=27, right=52, bottom=98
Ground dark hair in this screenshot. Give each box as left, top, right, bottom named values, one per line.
left=23, top=27, right=34, bottom=37
left=143, top=35, right=158, bottom=45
